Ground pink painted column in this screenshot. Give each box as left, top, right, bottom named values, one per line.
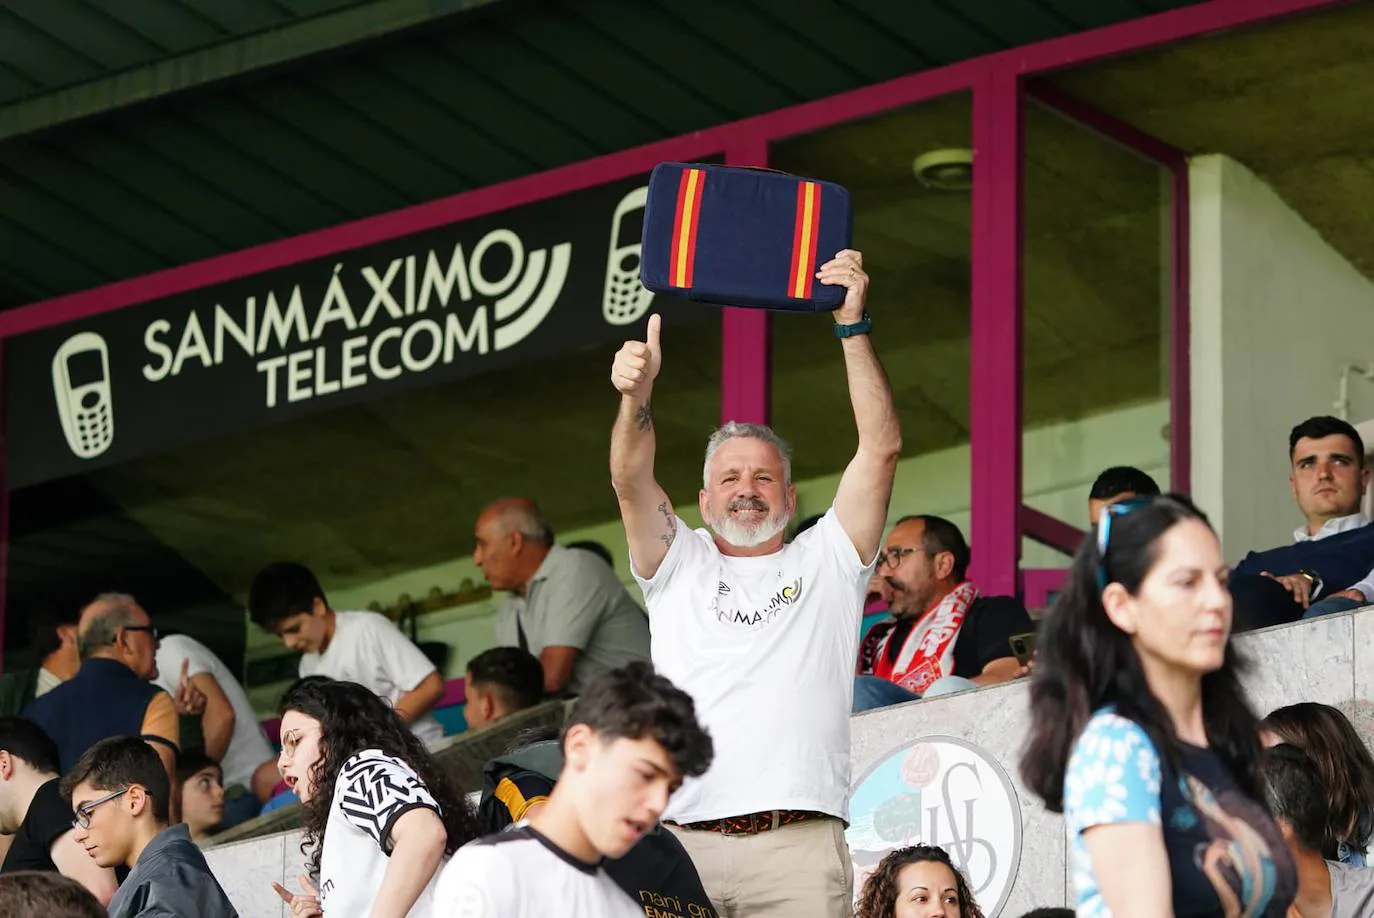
left=720, top=138, right=772, bottom=425
left=0, top=343, right=9, bottom=675
left=968, top=65, right=1024, bottom=598
left=1170, top=167, right=1192, bottom=496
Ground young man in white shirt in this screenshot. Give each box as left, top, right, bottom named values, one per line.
left=608, top=249, right=901, bottom=917
left=248, top=562, right=446, bottom=747
left=435, top=661, right=713, bottom=917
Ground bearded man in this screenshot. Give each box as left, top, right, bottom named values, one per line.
left=607, top=249, right=901, bottom=918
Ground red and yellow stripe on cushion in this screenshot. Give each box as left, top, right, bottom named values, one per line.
left=788, top=181, right=822, bottom=299
left=668, top=167, right=706, bottom=289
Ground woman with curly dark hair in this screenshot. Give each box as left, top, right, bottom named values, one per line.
left=271, top=676, right=481, bottom=918
left=855, top=845, right=984, bottom=918
left=1019, top=495, right=1295, bottom=918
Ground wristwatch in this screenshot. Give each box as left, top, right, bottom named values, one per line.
left=833, top=312, right=872, bottom=338
left=1298, top=569, right=1323, bottom=595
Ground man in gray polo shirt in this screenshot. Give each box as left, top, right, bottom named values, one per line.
left=474, top=497, right=650, bottom=697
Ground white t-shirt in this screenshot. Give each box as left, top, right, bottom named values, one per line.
left=319, top=749, right=444, bottom=917
left=633, top=507, right=873, bottom=823
left=154, top=634, right=274, bottom=791
left=299, top=611, right=444, bottom=747
left=434, top=825, right=641, bottom=918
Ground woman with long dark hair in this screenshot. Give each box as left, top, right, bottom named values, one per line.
left=1019, top=494, right=1295, bottom=917
left=1261, top=702, right=1374, bottom=865
left=272, top=677, right=482, bottom=918
left=855, top=845, right=984, bottom=918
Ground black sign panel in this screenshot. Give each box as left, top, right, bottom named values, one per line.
left=5, top=173, right=705, bottom=489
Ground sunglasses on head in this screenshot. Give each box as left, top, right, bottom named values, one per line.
left=1095, top=496, right=1153, bottom=590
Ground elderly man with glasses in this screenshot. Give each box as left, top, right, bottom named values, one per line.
left=853, top=514, right=1035, bottom=712
left=24, top=595, right=182, bottom=814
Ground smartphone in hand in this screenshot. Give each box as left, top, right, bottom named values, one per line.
left=1009, top=632, right=1038, bottom=667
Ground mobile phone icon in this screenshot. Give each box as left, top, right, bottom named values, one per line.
left=51, top=331, right=114, bottom=459
left=603, top=186, right=655, bottom=326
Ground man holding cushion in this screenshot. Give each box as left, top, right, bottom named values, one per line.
left=609, top=249, right=900, bottom=917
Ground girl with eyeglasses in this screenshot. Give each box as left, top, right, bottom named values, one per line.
left=1020, top=494, right=1296, bottom=917
left=271, top=676, right=482, bottom=918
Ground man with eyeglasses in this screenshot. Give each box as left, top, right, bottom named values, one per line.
left=854, top=515, right=1034, bottom=712
left=23, top=595, right=181, bottom=810
left=61, top=736, right=237, bottom=918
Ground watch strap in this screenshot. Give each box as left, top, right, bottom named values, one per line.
left=833, top=312, right=872, bottom=338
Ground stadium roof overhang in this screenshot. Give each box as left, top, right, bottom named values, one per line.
left=16, top=0, right=1346, bottom=669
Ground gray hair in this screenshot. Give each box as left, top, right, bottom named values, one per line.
left=703, top=422, right=793, bottom=487
left=77, top=593, right=142, bottom=660
left=494, top=501, right=555, bottom=544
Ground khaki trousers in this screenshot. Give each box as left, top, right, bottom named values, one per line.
left=668, top=816, right=854, bottom=918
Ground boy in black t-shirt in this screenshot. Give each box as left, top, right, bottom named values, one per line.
left=0, top=717, right=116, bottom=905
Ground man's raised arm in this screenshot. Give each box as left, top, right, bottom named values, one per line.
left=610, top=314, right=677, bottom=580
left=826, top=250, right=902, bottom=562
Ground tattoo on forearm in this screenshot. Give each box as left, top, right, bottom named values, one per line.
left=657, top=501, right=677, bottom=548
left=635, top=403, right=653, bottom=432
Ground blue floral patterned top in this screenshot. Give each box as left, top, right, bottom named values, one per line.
left=1064, top=709, right=1296, bottom=918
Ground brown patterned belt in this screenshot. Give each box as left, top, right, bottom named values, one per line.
left=666, top=809, right=827, bottom=836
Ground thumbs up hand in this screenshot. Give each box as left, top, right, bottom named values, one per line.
left=611, top=313, right=662, bottom=397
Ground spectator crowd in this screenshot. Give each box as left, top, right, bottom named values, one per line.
left=1, top=249, right=1373, bottom=917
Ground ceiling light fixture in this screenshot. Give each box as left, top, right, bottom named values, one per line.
left=912, top=149, right=974, bottom=192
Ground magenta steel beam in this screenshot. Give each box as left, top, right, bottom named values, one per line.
left=1169, top=168, right=1191, bottom=495
left=1022, top=505, right=1085, bottom=556
left=1025, top=82, right=1193, bottom=496
left=0, top=0, right=1351, bottom=342
left=721, top=138, right=772, bottom=426
left=1025, top=83, right=1186, bottom=165
left=0, top=60, right=985, bottom=342
left=968, top=62, right=1024, bottom=599
left=0, top=343, right=8, bottom=674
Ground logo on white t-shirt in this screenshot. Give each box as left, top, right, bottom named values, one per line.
left=714, top=576, right=804, bottom=629
left=847, top=736, right=1022, bottom=917
left=449, top=883, right=493, bottom=918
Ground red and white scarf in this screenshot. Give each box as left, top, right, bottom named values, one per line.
left=859, top=581, right=980, bottom=695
